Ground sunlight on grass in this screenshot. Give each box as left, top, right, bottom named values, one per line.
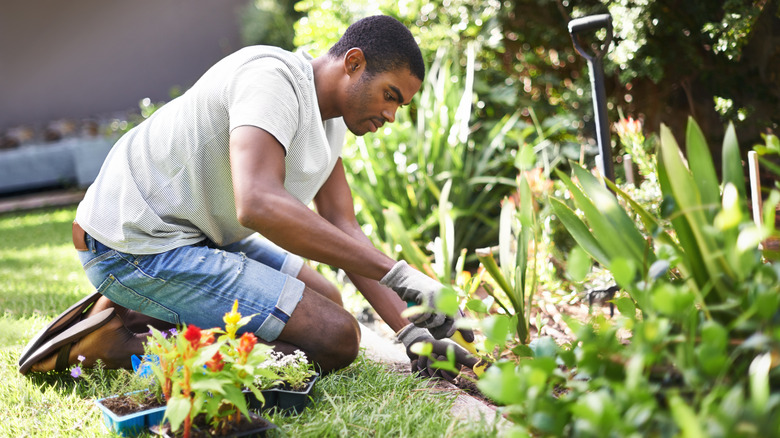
left=1, top=206, right=498, bottom=437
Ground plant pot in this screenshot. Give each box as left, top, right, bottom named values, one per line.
left=149, top=412, right=276, bottom=438
left=245, top=373, right=319, bottom=415
left=95, top=390, right=167, bottom=437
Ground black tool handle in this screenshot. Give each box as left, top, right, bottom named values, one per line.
left=568, top=14, right=612, bottom=35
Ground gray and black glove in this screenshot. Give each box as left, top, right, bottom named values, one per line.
left=380, top=260, right=474, bottom=341
left=396, top=323, right=478, bottom=382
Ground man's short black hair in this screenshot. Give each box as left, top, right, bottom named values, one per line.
left=328, top=15, right=425, bottom=82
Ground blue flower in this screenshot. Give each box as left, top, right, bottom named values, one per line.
left=70, top=366, right=82, bottom=378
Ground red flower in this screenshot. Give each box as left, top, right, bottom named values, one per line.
left=184, top=325, right=202, bottom=349
left=206, top=351, right=224, bottom=372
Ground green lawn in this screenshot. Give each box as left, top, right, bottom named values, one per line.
left=0, top=206, right=499, bottom=437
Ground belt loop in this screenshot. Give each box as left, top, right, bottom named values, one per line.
left=87, top=233, right=97, bottom=253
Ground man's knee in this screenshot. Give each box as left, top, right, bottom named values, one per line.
left=327, top=311, right=361, bottom=370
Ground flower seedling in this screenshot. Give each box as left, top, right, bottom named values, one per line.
left=144, top=300, right=277, bottom=438
left=254, top=349, right=317, bottom=391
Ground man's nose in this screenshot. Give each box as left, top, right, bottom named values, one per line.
left=382, top=106, right=397, bottom=124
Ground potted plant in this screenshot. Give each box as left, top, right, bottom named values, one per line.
left=246, top=349, right=319, bottom=414
left=144, top=300, right=278, bottom=437
left=95, top=388, right=167, bottom=437
left=61, top=352, right=167, bottom=437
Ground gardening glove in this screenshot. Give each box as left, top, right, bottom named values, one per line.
left=380, top=261, right=474, bottom=341
left=396, top=323, right=479, bottom=382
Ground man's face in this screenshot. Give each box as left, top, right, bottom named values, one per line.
left=342, top=67, right=422, bottom=136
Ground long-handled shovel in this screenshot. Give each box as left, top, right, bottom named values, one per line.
left=568, top=14, right=615, bottom=183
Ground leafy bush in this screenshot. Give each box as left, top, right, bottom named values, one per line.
left=475, top=118, right=780, bottom=436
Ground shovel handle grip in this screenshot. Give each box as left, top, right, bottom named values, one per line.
left=568, top=14, right=612, bottom=35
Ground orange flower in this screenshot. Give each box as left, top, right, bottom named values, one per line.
left=237, top=332, right=257, bottom=361
left=206, top=351, right=224, bottom=372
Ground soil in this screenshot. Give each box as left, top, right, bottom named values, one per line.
left=99, top=391, right=165, bottom=416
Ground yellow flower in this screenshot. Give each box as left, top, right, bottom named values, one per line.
left=223, top=300, right=242, bottom=339
left=224, top=300, right=241, bottom=324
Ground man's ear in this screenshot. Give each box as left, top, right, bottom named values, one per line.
left=344, top=48, right=366, bottom=76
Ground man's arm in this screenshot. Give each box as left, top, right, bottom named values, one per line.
left=229, top=125, right=396, bottom=281
left=312, top=156, right=410, bottom=332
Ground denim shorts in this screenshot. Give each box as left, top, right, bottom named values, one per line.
left=77, top=233, right=305, bottom=342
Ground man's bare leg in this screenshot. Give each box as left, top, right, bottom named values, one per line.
left=296, top=264, right=343, bottom=306
left=271, top=286, right=361, bottom=374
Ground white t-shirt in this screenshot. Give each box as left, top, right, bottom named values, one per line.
left=76, top=46, right=346, bottom=254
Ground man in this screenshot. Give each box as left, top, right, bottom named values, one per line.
left=18, top=15, right=475, bottom=379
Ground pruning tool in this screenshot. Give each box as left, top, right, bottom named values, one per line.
left=406, top=301, right=491, bottom=377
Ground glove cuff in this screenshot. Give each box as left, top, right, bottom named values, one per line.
left=380, top=260, right=409, bottom=288
left=395, top=323, right=430, bottom=348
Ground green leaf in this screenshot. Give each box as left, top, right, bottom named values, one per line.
left=659, top=124, right=731, bottom=299
left=165, top=396, right=192, bottom=433
left=410, top=341, right=433, bottom=357
left=570, top=165, right=649, bottom=263
left=610, top=258, right=637, bottom=289
left=475, top=247, right=513, bottom=297
left=721, top=122, right=747, bottom=200
left=499, top=198, right=517, bottom=299
left=434, top=286, right=459, bottom=316
left=567, top=245, right=591, bottom=282
left=383, top=207, right=429, bottom=270
left=615, top=297, right=636, bottom=317
left=749, top=353, right=771, bottom=412
left=515, top=142, right=537, bottom=171
left=528, top=336, right=559, bottom=358
left=549, top=197, right=610, bottom=267
left=685, top=117, right=720, bottom=215
left=555, top=168, right=642, bottom=265
left=669, top=395, right=705, bottom=438
left=465, top=298, right=488, bottom=314
left=481, top=315, right=511, bottom=346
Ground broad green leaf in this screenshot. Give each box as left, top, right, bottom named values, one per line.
left=481, top=314, right=511, bottom=346
left=669, top=395, right=704, bottom=438
left=722, top=122, right=747, bottom=200
left=656, top=149, right=709, bottom=295
left=555, top=168, right=640, bottom=264
left=528, top=336, right=559, bottom=358
left=499, top=198, right=516, bottom=291
left=659, top=124, right=731, bottom=299
left=615, top=296, right=636, bottom=317
left=466, top=298, right=488, bottom=314
left=383, top=208, right=429, bottom=270
left=685, top=117, right=720, bottom=215
left=434, top=285, right=459, bottom=316
left=475, top=247, right=513, bottom=297
left=410, top=341, right=433, bottom=357
left=571, top=165, right=650, bottom=263
left=477, top=361, right=526, bottom=406
left=549, top=198, right=611, bottom=267
left=437, top=179, right=454, bottom=280
left=165, top=396, right=192, bottom=433
left=515, top=142, right=537, bottom=171
left=567, top=245, right=591, bottom=282
left=610, top=258, right=637, bottom=288
left=749, top=353, right=772, bottom=413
